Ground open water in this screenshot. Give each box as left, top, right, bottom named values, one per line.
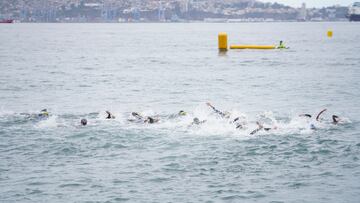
left=0, top=22, right=360, bottom=202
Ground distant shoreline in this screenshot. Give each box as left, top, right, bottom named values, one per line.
left=8, top=20, right=351, bottom=24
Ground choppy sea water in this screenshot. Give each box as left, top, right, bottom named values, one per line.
left=0, top=22, right=360, bottom=202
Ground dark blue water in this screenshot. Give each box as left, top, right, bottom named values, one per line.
left=0, top=22, right=360, bottom=202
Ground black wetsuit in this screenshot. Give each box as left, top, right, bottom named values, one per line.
left=209, top=106, right=226, bottom=117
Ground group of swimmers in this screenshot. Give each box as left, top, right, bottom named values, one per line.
left=31, top=102, right=342, bottom=135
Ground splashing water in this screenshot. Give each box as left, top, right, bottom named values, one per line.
left=1, top=23, right=359, bottom=202
left=3, top=104, right=350, bottom=137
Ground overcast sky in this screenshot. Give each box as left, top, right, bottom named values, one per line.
left=265, top=0, right=354, bottom=8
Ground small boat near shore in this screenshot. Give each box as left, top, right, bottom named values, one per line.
left=0, top=19, right=14, bottom=23
left=348, top=2, right=360, bottom=21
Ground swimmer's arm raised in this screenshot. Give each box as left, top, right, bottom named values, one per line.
left=316, top=109, right=327, bottom=121
left=206, top=102, right=225, bottom=117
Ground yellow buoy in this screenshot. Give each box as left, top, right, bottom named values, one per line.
left=230, top=45, right=276, bottom=49
left=218, top=32, right=228, bottom=51
left=327, top=30, right=333, bottom=38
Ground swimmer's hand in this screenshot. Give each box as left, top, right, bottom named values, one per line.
left=256, top=121, right=264, bottom=129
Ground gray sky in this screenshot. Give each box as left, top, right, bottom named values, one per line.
left=265, top=0, right=354, bottom=8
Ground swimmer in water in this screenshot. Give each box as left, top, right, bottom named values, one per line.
left=250, top=122, right=264, bottom=135
left=178, top=110, right=187, bottom=116
left=129, top=112, right=159, bottom=124
left=299, top=114, right=312, bottom=118
left=168, top=110, right=187, bottom=119
left=299, top=109, right=327, bottom=121
left=316, top=109, right=327, bottom=121
left=233, top=117, right=244, bottom=129
left=206, top=102, right=230, bottom=118
left=299, top=109, right=327, bottom=130
left=81, top=118, right=87, bottom=126
left=250, top=121, right=276, bottom=135
left=316, top=109, right=341, bottom=124
left=20, top=109, right=49, bottom=120
left=332, top=115, right=340, bottom=124
left=145, top=117, right=159, bottom=124
left=191, top=117, right=206, bottom=125
left=131, top=112, right=143, bottom=120
left=128, top=112, right=144, bottom=123
left=37, top=109, right=49, bottom=119
left=105, top=111, right=115, bottom=119
left=300, top=109, right=336, bottom=130
left=207, top=102, right=245, bottom=129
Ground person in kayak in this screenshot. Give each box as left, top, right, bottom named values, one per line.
left=277, top=40, right=287, bottom=49
left=277, top=40, right=289, bottom=49
left=105, top=111, right=115, bottom=119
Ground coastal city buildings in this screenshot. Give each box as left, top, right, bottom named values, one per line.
left=297, top=3, right=306, bottom=21
left=0, top=0, right=349, bottom=22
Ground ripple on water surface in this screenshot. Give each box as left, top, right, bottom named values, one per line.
left=1, top=23, right=360, bottom=202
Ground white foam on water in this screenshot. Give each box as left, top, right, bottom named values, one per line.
left=5, top=104, right=350, bottom=136
left=35, top=115, right=61, bottom=129
left=0, top=107, right=15, bottom=117
left=113, top=105, right=352, bottom=137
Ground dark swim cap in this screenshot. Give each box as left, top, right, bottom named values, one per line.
left=179, top=110, right=187, bottom=116
left=147, top=117, right=155, bottom=123
left=81, top=119, right=87, bottom=126
left=193, top=117, right=200, bottom=124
